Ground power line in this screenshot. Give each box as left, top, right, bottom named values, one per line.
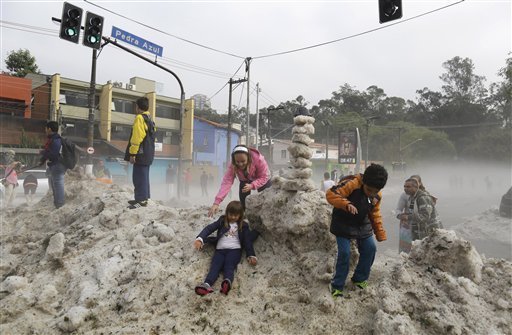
left=252, top=0, right=466, bottom=59
left=84, top=0, right=246, bottom=59
left=207, top=59, right=247, bottom=103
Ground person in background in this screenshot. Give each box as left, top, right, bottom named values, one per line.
left=398, top=178, right=442, bottom=241
left=208, top=172, right=214, bottom=188
left=326, top=164, right=388, bottom=298
left=23, top=172, right=38, bottom=205
left=40, top=121, right=66, bottom=209
left=193, top=200, right=257, bottom=296
left=320, top=172, right=336, bottom=192
left=330, top=168, right=338, bottom=182
left=208, top=145, right=271, bottom=217
left=200, top=169, right=209, bottom=197
left=93, top=159, right=112, bottom=182
left=165, top=163, right=176, bottom=197
left=3, top=160, right=21, bottom=208
left=125, top=97, right=156, bottom=209
left=183, top=168, right=192, bottom=197
left=395, top=174, right=437, bottom=216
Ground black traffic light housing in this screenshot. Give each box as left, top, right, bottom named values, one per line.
left=379, top=0, right=402, bottom=24
left=83, top=12, right=104, bottom=49
left=59, top=2, right=83, bottom=43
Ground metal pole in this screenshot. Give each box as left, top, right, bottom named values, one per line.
left=86, top=49, right=97, bottom=176
left=325, top=124, right=329, bottom=172
left=398, top=127, right=402, bottom=164
left=177, top=91, right=185, bottom=199
left=226, top=78, right=247, bottom=170
left=255, top=83, right=260, bottom=150
left=245, top=58, right=251, bottom=146
left=365, top=120, right=369, bottom=169
left=267, top=108, right=272, bottom=165
left=227, top=78, right=233, bottom=172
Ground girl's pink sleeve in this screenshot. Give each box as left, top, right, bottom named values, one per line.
left=214, top=164, right=236, bottom=205
left=249, top=154, right=270, bottom=190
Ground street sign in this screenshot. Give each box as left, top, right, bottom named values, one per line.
left=87, top=147, right=94, bottom=154
left=111, top=26, right=163, bottom=57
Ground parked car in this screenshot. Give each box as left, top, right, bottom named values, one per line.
left=499, top=187, right=512, bottom=218
left=18, top=169, right=49, bottom=196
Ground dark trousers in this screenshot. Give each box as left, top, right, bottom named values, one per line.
left=205, top=248, right=242, bottom=285
left=133, top=164, right=151, bottom=201
left=239, top=179, right=272, bottom=208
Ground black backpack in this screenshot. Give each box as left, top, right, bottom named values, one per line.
left=60, top=137, right=78, bottom=169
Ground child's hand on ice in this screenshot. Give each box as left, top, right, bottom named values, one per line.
left=193, top=240, right=203, bottom=250
left=247, top=256, right=257, bottom=266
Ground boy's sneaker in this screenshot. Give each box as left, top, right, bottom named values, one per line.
left=329, top=283, right=343, bottom=298
left=195, top=282, right=214, bottom=296
left=220, top=279, right=231, bottom=295
left=128, top=200, right=148, bottom=209
left=353, top=280, right=368, bottom=289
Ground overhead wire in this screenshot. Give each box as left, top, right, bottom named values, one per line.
left=84, top=0, right=246, bottom=59
left=252, top=0, right=466, bottom=59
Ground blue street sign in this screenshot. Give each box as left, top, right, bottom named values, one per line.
left=111, top=26, right=163, bottom=57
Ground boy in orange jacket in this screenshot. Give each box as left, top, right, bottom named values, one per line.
left=326, top=164, right=388, bottom=297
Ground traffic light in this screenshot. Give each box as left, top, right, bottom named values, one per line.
left=83, top=12, right=104, bottom=49
left=379, top=0, right=402, bottom=24
left=59, top=2, right=83, bottom=43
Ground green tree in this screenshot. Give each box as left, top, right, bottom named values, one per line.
left=460, top=127, right=512, bottom=162
left=440, top=56, right=487, bottom=103
left=5, top=49, right=41, bottom=77
left=488, top=56, right=512, bottom=128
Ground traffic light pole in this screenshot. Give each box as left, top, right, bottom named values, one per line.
left=85, top=48, right=97, bottom=176
left=54, top=16, right=186, bottom=198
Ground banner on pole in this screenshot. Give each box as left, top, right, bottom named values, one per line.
left=338, top=130, right=357, bottom=164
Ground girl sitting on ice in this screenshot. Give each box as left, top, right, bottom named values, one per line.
left=194, top=200, right=257, bottom=296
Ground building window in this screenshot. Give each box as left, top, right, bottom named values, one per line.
left=112, top=98, right=135, bottom=114
left=155, top=130, right=179, bottom=145
left=156, top=104, right=180, bottom=120
left=60, top=90, right=98, bottom=107
left=281, top=149, right=287, bottom=159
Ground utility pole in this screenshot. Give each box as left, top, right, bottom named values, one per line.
left=398, top=127, right=403, bottom=164
left=245, top=57, right=251, bottom=146
left=86, top=48, right=97, bottom=176
left=255, top=83, right=260, bottom=150
left=266, top=105, right=284, bottom=166
left=321, top=120, right=332, bottom=172
left=364, top=116, right=380, bottom=169
left=226, top=77, right=247, bottom=170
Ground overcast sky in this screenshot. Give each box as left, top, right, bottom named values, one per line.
left=1, top=0, right=510, bottom=113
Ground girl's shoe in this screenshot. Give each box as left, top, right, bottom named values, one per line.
left=195, top=282, right=213, bottom=296
left=220, top=279, right=231, bottom=295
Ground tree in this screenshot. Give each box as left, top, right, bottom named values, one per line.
left=488, top=56, right=512, bottom=128
left=440, top=56, right=487, bottom=103
left=5, top=49, right=41, bottom=77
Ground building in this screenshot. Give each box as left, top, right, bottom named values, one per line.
left=193, top=116, right=241, bottom=171
left=191, top=94, right=211, bottom=111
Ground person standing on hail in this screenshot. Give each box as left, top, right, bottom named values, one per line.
left=124, top=97, right=156, bottom=209
left=208, top=145, right=271, bottom=217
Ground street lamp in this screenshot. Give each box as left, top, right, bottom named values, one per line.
left=364, top=116, right=380, bottom=169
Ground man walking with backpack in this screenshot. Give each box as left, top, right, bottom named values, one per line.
left=40, top=121, right=66, bottom=208
left=125, top=97, right=156, bottom=209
